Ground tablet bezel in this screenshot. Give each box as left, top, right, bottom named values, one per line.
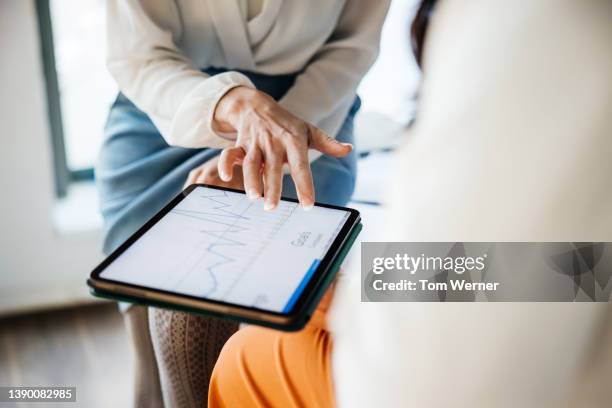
left=88, top=184, right=360, bottom=328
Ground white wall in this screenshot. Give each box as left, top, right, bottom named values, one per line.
left=0, top=0, right=102, bottom=315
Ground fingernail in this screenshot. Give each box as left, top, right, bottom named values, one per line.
left=219, top=171, right=229, bottom=181
left=247, top=188, right=260, bottom=200
left=302, top=203, right=314, bottom=211
left=341, top=142, right=353, bottom=149
left=264, top=200, right=276, bottom=211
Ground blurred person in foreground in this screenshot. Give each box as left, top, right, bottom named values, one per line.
left=209, top=0, right=612, bottom=406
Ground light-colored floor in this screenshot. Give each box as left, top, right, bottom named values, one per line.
left=0, top=302, right=131, bottom=408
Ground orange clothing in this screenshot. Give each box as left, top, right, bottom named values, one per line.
left=209, top=285, right=336, bottom=407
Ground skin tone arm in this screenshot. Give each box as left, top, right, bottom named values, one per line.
left=211, top=86, right=353, bottom=211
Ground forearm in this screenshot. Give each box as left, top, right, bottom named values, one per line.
left=106, top=0, right=255, bottom=148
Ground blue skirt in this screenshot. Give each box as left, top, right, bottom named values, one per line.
left=96, top=68, right=360, bottom=254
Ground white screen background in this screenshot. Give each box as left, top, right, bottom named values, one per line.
left=101, top=187, right=349, bottom=312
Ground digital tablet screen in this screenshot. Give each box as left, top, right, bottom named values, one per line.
left=99, top=186, right=352, bottom=313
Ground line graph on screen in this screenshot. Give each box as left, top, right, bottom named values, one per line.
left=166, top=190, right=296, bottom=302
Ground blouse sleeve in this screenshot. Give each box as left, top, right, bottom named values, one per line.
left=278, top=0, right=390, bottom=134
left=106, top=0, right=255, bottom=148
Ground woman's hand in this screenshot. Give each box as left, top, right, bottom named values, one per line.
left=184, top=155, right=244, bottom=190
left=213, top=86, right=353, bottom=211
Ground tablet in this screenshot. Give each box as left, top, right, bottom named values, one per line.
left=88, top=184, right=361, bottom=331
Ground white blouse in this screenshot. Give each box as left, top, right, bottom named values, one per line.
left=106, top=0, right=389, bottom=154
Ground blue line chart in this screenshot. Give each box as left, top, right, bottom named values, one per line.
left=169, top=191, right=251, bottom=296
left=171, top=190, right=250, bottom=220
left=167, top=190, right=296, bottom=299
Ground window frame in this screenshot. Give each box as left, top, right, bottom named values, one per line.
left=35, top=0, right=95, bottom=198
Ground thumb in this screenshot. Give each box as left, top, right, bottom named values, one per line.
left=309, top=125, right=353, bottom=157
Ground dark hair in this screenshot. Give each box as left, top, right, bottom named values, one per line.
left=410, top=0, right=436, bottom=67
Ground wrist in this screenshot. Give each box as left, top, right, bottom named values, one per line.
left=213, top=86, right=259, bottom=133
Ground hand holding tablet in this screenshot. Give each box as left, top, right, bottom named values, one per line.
left=88, top=184, right=361, bottom=331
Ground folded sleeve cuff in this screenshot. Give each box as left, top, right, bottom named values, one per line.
left=168, top=71, right=255, bottom=148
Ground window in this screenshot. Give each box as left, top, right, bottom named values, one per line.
left=36, top=0, right=116, bottom=197
left=358, top=0, right=419, bottom=125
left=355, top=0, right=420, bottom=154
